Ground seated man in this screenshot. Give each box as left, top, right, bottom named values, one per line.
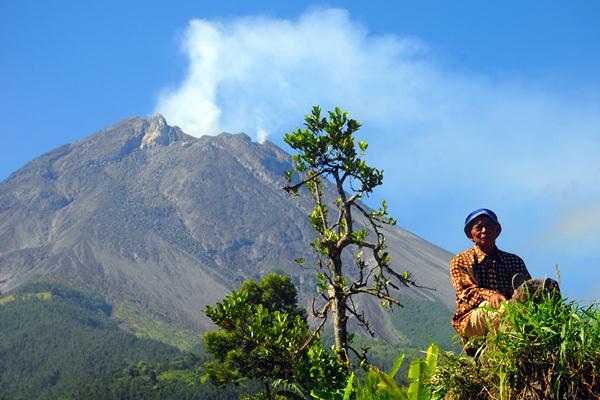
left=450, top=208, right=531, bottom=340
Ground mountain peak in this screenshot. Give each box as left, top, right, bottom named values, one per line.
left=140, top=114, right=179, bottom=149
left=152, top=113, right=167, bottom=126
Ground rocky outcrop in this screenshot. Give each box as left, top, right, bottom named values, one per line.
left=140, top=114, right=187, bottom=149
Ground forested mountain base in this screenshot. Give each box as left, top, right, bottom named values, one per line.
left=0, top=279, right=457, bottom=399
left=60, top=355, right=255, bottom=400
left=0, top=282, right=243, bottom=400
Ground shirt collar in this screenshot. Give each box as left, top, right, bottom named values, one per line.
left=472, top=245, right=502, bottom=263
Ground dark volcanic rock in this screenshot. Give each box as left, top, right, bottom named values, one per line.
left=0, top=115, right=454, bottom=339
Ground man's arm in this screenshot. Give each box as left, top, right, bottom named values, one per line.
left=450, top=256, right=503, bottom=310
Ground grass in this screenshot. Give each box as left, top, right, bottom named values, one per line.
left=432, top=296, right=600, bottom=399
left=297, top=295, right=600, bottom=399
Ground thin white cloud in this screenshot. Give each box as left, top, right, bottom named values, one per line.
left=155, top=8, right=600, bottom=300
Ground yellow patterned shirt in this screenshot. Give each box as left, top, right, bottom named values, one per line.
left=450, top=246, right=530, bottom=334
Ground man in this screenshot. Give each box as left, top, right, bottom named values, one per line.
left=450, top=208, right=531, bottom=339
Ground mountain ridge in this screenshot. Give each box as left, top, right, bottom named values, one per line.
left=0, top=115, right=455, bottom=342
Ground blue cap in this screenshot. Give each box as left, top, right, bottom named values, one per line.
left=464, top=208, right=501, bottom=236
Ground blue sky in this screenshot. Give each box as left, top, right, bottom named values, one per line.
left=1, top=1, right=599, bottom=302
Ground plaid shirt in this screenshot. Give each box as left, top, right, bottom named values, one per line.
left=450, top=246, right=530, bottom=334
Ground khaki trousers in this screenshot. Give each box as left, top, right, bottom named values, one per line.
left=463, top=301, right=506, bottom=338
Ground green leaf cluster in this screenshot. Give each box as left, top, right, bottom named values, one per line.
left=203, top=273, right=346, bottom=396
left=311, top=343, right=440, bottom=400
left=284, top=106, right=383, bottom=196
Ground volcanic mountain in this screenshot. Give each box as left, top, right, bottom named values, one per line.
left=0, top=115, right=454, bottom=342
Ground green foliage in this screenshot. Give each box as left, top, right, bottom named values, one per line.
left=311, top=373, right=355, bottom=400
left=432, top=296, right=600, bottom=399
left=284, top=106, right=414, bottom=364
left=310, top=344, right=440, bottom=400
left=0, top=282, right=181, bottom=400
left=284, top=106, right=383, bottom=197
left=203, top=273, right=347, bottom=397
left=113, top=300, right=202, bottom=352
left=60, top=354, right=251, bottom=400
left=354, top=344, right=438, bottom=400
left=388, top=296, right=457, bottom=352
left=237, top=273, right=307, bottom=320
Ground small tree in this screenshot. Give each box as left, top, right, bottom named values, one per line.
left=284, top=106, right=415, bottom=365
left=203, top=273, right=346, bottom=398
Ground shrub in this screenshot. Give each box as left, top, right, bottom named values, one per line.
left=311, top=343, right=440, bottom=400
left=433, top=296, right=600, bottom=399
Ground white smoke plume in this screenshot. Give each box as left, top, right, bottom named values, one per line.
left=154, top=8, right=428, bottom=139
left=154, top=7, right=600, bottom=237
left=155, top=8, right=600, bottom=300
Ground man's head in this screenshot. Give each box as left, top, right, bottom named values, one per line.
left=464, top=208, right=501, bottom=253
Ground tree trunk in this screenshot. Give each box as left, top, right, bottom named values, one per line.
left=331, top=288, right=349, bottom=364
left=330, top=253, right=349, bottom=365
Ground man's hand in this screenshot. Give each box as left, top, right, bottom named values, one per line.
left=489, top=293, right=507, bottom=308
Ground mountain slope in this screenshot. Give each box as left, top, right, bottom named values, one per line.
left=0, top=282, right=183, bottom=399
left=0, top=115, right=454, bottom=341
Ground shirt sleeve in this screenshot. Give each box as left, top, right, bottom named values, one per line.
left=450, top=255, right=501, bottom=310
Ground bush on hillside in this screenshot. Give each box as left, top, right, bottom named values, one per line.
left=432, top=296, right=600, bottom=399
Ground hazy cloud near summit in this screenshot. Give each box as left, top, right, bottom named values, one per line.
left=155, top=8, right=429, bottom=139
left=155, top=8, right=600, bottom=300
left=155, top=8, right=599, bottom=195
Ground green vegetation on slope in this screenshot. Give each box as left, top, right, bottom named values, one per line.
left=60, top=354, right=254, bottom=400
left=389, top=295, right=457, bottom=351
left=0, top=278, right=458, bottom=400
left=113, top=300, right=203, bottom=352
left=0, top=282, right=183, bottom=399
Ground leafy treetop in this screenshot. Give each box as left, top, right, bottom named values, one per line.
left=203, top=273, right=346, bottom=398
left=284, top=106, right=415, bottom=365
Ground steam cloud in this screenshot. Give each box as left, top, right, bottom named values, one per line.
left=155, top=8, right=600, bottom=300
left=155, top=8, right=429, bottom=140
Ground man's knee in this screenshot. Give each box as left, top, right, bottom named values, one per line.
left=463, top=301, right=503, bottom=338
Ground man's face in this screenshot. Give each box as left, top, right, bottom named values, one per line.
left=468, top=215, right=500, bottom=252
